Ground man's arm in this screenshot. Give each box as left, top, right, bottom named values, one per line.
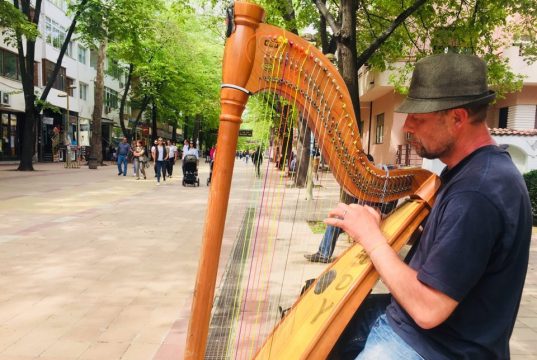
left=325, top=204, right=458, bottom=329
left=366, top=233, right=458, bottom=329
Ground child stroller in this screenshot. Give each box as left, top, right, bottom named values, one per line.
left=182, top=154, right=200, bottom=187
left=207, top=160, right=214, bottom=186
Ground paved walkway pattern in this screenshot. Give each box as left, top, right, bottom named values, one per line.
left=0, top=161, right=535, bottom=359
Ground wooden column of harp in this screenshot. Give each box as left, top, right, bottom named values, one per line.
left=185, top=2, right=440, bottom=359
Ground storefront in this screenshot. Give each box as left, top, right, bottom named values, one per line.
left=39, top=109, right=81, bottom=162
left=0, top=110, right=21, bottom=161
left=40, top=109, right=63, bottom=162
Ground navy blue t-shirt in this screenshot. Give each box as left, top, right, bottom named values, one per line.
left=386, top=145, right=532, bottom=359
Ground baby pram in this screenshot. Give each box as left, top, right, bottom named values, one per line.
left=182, top=154, right=200, bottom=187
left=207, top=160, right=214, bottom=186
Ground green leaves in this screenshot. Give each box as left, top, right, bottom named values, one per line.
left=0, top=1, right=39, bottom=46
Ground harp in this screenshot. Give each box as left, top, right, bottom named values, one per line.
left=185, top=2, right=440, bottom=359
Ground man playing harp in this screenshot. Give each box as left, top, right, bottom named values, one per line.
left=326, top=53, right=532, bottom=359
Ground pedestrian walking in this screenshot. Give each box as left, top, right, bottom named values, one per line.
left=151, top=139, right=158, bottom=177
left=133, top=140, right=147, bottom=180
left=166, top=140, right=178, bottom=178
left=182, top=139, right=190, bottom=160
left=252, top=146, right=263, bottom=177
left=152, top=137, right=168, bottom=185
left=116, top=137, right=131, bottom=176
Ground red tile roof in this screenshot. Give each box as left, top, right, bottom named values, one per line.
left=490, top=128, right=537, bottom=136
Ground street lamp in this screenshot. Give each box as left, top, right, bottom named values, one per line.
left=58, top=85, right=77, bottom=165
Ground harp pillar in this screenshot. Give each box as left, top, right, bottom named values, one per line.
left=184, top=3, right=265, bottom=359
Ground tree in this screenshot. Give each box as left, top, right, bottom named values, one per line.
left=95, top=1, right=221, bottom=152
left=313, top=0, right=535, bottom=98
left=75, top=0, right=164, bottom=165
left=0, top=1, right=38, bottom=43
left=11, top=0, right=88, bottom=171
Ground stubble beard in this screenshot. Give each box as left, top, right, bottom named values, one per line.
left=412, top=139, right=453, bottom=160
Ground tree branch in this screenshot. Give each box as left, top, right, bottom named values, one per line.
left=38, top=0, right=89, bottom=111
left=359, top=0, right=379, bottom=39
left=313, top=0, right=340, bottom=37
left=119, top=63, right=134, bottom=139
left=356, top=0, right=427, bottom=68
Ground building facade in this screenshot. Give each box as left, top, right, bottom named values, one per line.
left=0, top=0, right=128, bottom=162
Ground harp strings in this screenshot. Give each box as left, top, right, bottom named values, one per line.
left=232, top=36, right=316, bottom=357
left=235, top=36, right=294, bottom=358
left=209, top=31, right=396, bottom=358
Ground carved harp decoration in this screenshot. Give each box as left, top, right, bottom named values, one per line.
left=185, top=2, right=440, bottom=359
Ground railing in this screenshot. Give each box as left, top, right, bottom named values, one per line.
left=396, top=144, right=423, bottom=167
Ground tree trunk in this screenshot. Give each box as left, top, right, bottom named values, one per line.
left=318, top=0, right=336, bottom=55
left=305, top=156, right=314, bottom=200
left=90, top=40, right=107, bottom=165
left=295, top=116, right=310, bottom=187
left=278, top=104, right=294, bottom=170
left=194, top=114, right=202, bottom=145
left=15, top=0, right=41, bottom=170
left=338, top=0, right=361, bottom=126
left=132, top=95, right=150, bottom=139
left=119, top=63, right=134, bottom=142
left=151, top=100, right=158, bottom=143
left=17, top=62, right=37, bottom=170
left=171, top=123, right=177, bottom=142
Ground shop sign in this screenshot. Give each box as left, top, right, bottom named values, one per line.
left=239, top=129, right=253, bottom=137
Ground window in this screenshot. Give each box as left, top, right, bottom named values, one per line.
left=42, top=59, right=66, bottom=91
left=1, top=50, right=19, bottom=80
left=499, top=107, right=508, bottom=129
left=48, top=0, right=67, bottom=12
left=90, top=49, right=97, bottom=69
left=375, top=113, right=384, bottom=144
left=78, top=45, right=87, bottom=64
left=80, top=82, right=88, bottom=101
left=45, top=17, right=66, bottom=49
left=105, top=87, right=119, bottom=109
left=66, top=41, right=74, bottom=58
left=107, top=59, right=122, bottom=80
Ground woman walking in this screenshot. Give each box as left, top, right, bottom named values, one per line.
left=133, top=140, right=147, bottom=180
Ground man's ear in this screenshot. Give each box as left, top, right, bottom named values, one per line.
left=450, top=108, right=470, bottom=128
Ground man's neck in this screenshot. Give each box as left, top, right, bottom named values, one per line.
left=441, top=126, right=496, bottom=168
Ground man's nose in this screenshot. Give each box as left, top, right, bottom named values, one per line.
left=403, top=115, right=414, bottom=133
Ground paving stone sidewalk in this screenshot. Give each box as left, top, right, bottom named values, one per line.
left=0, top=161, right=535, bottom=359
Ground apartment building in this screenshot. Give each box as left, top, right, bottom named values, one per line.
left=357, top=44, right=537, bottom=174
left=0, top=0, right=127, bottom=162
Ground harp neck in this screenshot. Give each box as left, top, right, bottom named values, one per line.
left=221, top=2, right=434, bottom=203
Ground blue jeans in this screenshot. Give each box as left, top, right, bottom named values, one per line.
left=331, top=294, right=423, bottom=360
left=117, top=154, right=127, bottom=175
left=357, top=314, right=423, bottom=359
left=155, top=160, right=166, bottom=182
left=319, top=224, right=343, bottom=258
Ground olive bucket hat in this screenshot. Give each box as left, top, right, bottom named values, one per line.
left=395, top=53, right=496, bottom=114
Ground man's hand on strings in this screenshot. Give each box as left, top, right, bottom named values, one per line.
left=324, top=203, right=387, bottom=254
